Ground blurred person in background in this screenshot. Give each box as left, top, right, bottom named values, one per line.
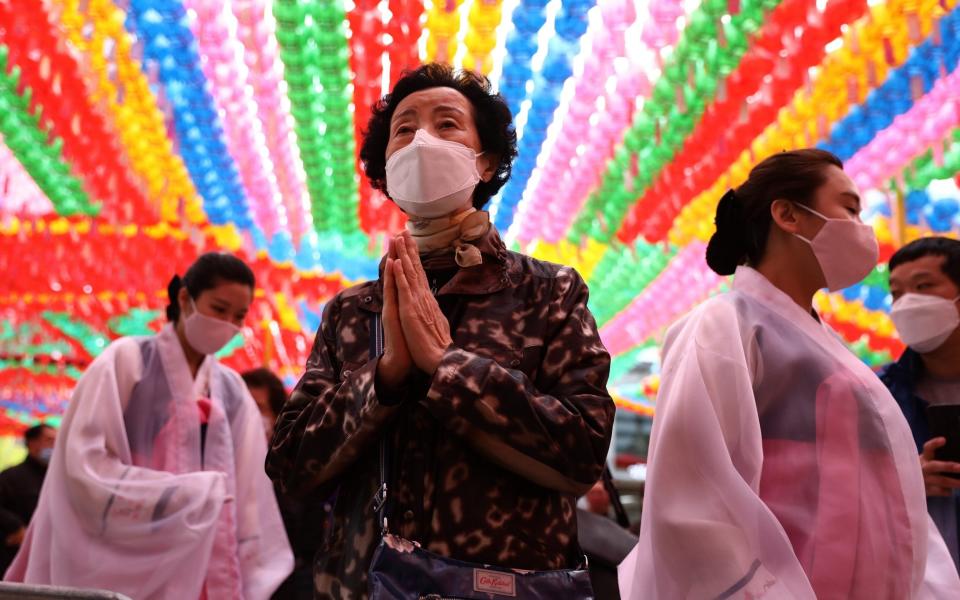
left=243, top=367, right=323, bottom=600
left=0, top=423, right=55, bottom=573
left=881, top=237, right=960, bottom=571
left=620, top=150, right=960, bottom=599
left=5, top=253, right=292, bottom=599
left=243, top=367, right=288, bottom=442
left=579, top=479, right=611, bottom=517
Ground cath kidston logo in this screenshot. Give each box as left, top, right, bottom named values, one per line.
left=473, top=569, right=516, bottom=596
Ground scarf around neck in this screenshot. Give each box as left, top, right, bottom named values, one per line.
left=405, top=208, right=492, bottom=268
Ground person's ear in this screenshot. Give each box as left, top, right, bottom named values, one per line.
left=478, top=153, right=500, bottom=183
left=770, top=199, right=803, bottom=236
left=178, top=287, right=192, bottom=317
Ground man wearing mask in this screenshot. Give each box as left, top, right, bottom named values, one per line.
left=0, top=424, right=55, bottom=574
left=882, top=236, right=960, bottom=571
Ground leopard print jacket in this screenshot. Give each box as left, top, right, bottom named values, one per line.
left=266, top=230, right=615, bottom=599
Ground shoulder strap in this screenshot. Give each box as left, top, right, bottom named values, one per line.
left=603, top=466, right=630, bottom=529
left=367, top=313, right=391, bottom=535
left=369, top=312, right=384, bottom=359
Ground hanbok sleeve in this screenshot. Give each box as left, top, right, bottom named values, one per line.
left=229, top=379, right=294, bottom=600
left=59, top=338, right=228, bottom=541
left=619, top=299, right=815, bottom=599
left=920, top=513, right=960, bottom=598
left=5, top=338, right=228, bottom=598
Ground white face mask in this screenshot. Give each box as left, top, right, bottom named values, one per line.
left=793, top=203, right=879, bottom=292
left=385, top=129, right=483, bottom=219
left=890, top=293, right=960, bottom=353
left=183, top=298, right=242, bottom=355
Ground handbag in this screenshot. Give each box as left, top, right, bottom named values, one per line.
left=365, top=313, right=595, bottom=600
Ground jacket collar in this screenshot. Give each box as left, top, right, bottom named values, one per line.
left=355, top=227, right=516, bottom=314
left=25, top=455, right=48, bottom=474
left=886, top=347, right=926, bottom=385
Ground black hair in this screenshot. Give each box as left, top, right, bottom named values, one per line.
left=166, top=252, right=256, bottom=322
left=25, top=423, right=53, bottom=443
left=706, top=149, right=844, bottom=276
left=241, top=368, right=287, bottom=417
left=889, top=236, right=960, bottom=289
left=359, top=63, right=518, bottom=210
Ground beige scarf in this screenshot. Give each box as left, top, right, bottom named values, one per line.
left=406, top=208, right=492, bottom=268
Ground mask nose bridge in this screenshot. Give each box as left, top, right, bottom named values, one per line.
left=414, top=128, right=484, bottom=158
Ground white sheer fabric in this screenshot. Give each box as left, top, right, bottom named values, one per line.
left=5, top=325, right=292, bottom=599
left=619, top=267, right=960, bottom=599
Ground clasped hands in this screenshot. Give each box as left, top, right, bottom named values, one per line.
left=376, top=231, right=453, bottom=392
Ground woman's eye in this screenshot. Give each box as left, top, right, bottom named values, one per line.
left=395, top=126, right=413, bottom=135
left=439, top=121, right=457, bottom=129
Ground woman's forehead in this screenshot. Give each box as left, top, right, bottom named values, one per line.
left=820, top=165, right=858, bottom=196
left=199, top=282, right=252, bottom=305
left=392, top=87, right=474, bottom=121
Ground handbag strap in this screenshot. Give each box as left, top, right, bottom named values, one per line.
left=603, top=466, right=631, bottom=529
left=367, top=313, right=392, bottom=535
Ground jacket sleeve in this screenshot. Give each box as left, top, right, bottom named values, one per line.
left=266, top=293, right=399, bottom=498
left=0, top=473, right=23, bottom=536
left=0, top=509, right=21, bottom=538
left=423, top=266, right=615, bottom=496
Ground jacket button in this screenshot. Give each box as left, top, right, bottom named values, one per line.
left=363, top=296, right=372, bottom=303
left=342, top=370, right=352, bottom=378
left=404, top=510, right=414, bottom=520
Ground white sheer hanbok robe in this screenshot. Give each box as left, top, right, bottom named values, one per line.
left=5, top=325, right=292, bottom=599
left=619, top=267, right=960, bottom=599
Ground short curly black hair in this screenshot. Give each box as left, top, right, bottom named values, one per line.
left=359, top=63, right=518, bottom=210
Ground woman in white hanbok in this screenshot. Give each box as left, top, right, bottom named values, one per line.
left=5, top=253, right=292, bottom=600
left=619, top=150, right=960, bottom=599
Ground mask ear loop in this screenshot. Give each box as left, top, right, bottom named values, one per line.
left=790, top=202, right=824, bottom=245
left=794, top=202, right=831, bottom=222
left=186, top=296, right=199, bottom=320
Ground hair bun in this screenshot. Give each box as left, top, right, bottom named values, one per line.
left=166, top=275, right=183, bottom=322
left=706, top=189, right=748, bottom=276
